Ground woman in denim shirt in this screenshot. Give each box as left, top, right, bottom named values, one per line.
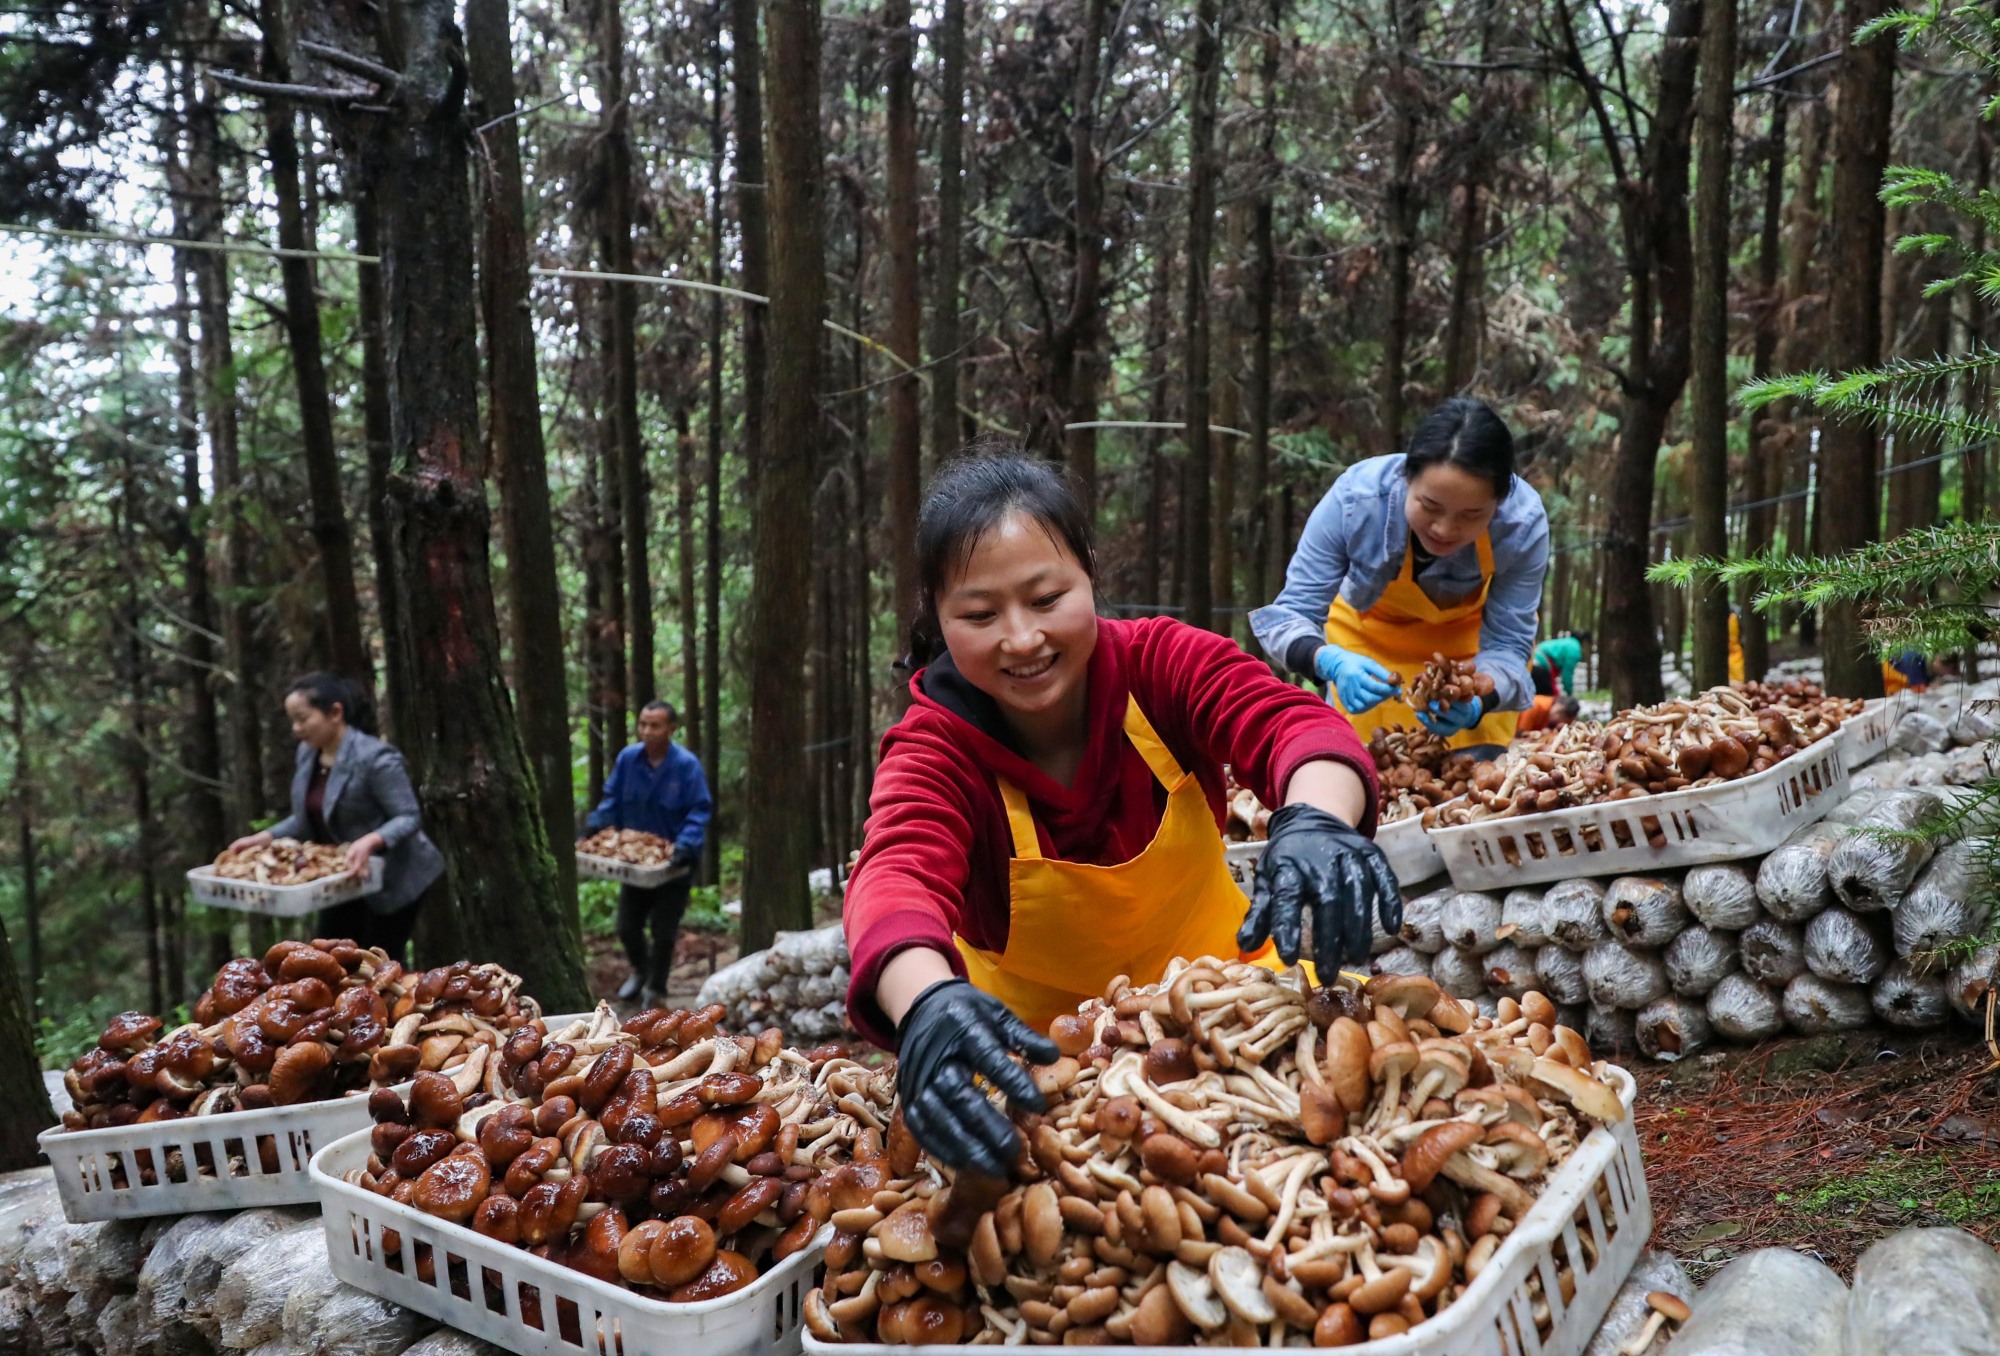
left=1250, top=399, right=1549, bottom=757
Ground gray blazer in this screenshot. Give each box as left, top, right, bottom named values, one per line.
left=269, top=729, right=445, bottom=913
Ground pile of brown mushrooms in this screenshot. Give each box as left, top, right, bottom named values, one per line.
left=806, top=964, right=1626, bottom=1347
left=577, top=827, right=678, bottom=866
left=1426, top=687, right=1832, bottom=835
left=207, top=838, right=356, bottom=885
left=1731, top=679, right=1860, bottom=742
left=345, top=1002, right=895, bottom=1319
left=58, top=944, right=541, bottom=1145
left=1369, top=727, right=1481, bottom=824
left=1224, top=773, right=1271, bottom=843
left=1406, top=655, right=1496, bottom=712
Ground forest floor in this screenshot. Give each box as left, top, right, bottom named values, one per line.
left=1636, top=1022, right=2000, bottom=1280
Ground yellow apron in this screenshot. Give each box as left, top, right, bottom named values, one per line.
left=1325, top=531, right=1522, bottom=749
left=954, top=697, right=1302, bottom=1034
left=1728, top=613, right=1746, bottom=683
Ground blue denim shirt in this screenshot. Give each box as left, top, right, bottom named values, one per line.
left=1249, top=454, right=1550, bottom=713
left=585, top=741, right=712, bottom=853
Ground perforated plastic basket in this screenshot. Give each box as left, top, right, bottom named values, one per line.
left=312, top=1127, right=824, bottom=1356
left=1430, top=740, right=1848, bottom=890
left=806, top=1066, right=1646, bottom=1356
left=1224, top=814, right=1445, bottom=891
left=1839, top=693, right=1906, bottom=769
left=576, top=852, right=687, bottom=889
left=186, top=857, right=385, bottom=917
left=37, top=1092, right=375, bottom=1221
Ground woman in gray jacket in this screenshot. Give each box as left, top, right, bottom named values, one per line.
left=227, top=673, right=445, bottom=956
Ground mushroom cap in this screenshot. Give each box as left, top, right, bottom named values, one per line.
left=1166, top=1260, right=1228, bottom=1332
left=1366, top=974, right=1443, bottom=1019
left=1529, top=1056, right=1626, bottom=1123
left=1646, top=1291, right=1692, bottom=1322
left=1369, top=1040, right=1420, bottom=1084
left=648, top=1215, right=719, bottom=1288
left=1208, top=1247, right=1276, bottom=1324
left=1483, top=1122, right=1551, bottom=1177
left=1411, top=1039, right=1471, bottom=1097
left=1551, top=1024, right=1594, bottom=1068
left=1519, top=991, right=1557, bottom=1028
left=1395, top=1236, right=1453, bottom=1301
left=878, top=1200, right=940, bottom=1263
left=267, top=1040, right=333, bottom=1105
left=1324, top=1018, right=1373, bottom=1114
left=1400, top=1120, right=1484, bottom=1193
left=1130, top=1282, right=1192, bottom=1345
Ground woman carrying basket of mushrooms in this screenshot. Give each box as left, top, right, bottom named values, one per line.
left=1251, top=398, right=1550, bottom=761
left=842, top=447, right=1402, bottom=1179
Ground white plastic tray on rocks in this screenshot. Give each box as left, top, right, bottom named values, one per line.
left=186, top=856, right=384, bottom=917
left=575, top=851, right=688, bottom=889
left=312, top=1127, right=824, bottom=1356
left=807, top=1066, right=1647, bottom=1356
left=1431, top=740, right=1850, bottom=891
left=1840, top=692, right=1906, bottom=769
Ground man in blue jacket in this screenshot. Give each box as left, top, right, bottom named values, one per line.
left=585, top=700, right=713, bottom=1005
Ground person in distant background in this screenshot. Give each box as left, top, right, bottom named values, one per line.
left=1530, top=631, right=1590, bottom=696
left=1728, top=611, right=1746, bottom=683
left=586, top=700, right=712, bottom=1007
left=1883, top=650, right=1933, bottom=695
left=228, top=673, right=444, bottom=958
left=1517, top=693, right=1580, bottom=736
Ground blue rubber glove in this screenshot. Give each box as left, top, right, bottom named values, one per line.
left=1417, top=697, right=1484, bottom=736
left=1315, top=645, right=1400, bottom=715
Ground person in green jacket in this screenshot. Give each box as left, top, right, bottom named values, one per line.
left=1531, top=631, right=1589, bottom=695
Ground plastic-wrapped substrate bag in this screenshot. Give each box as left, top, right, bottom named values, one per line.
left=1889, top=710, right=1950, bottom=756
left=403, top=1334, right=513, bottom=1356
left=1500, top=888, right=1552, bottom=947
left=1826, top=788, right=1890, bottom=824
left=1664, top=926, right=1738, bottom=997
left=290, top=1282, right=434, bottom=1356
left=1397, top=886, right=1452, bottom=954
left=1546, top=878, right=1610, bottom=951
left=1739, top=918, right=1808, bottom=985
left=1671, top=1247, right=1847, bottom=1356
left=1369, top=946, right=1431, bottom=979
left=1636, top=996, right=1712, bottom=1062
left=1583, top=941, right=1669, bottom=1010
left=1441, top=891, right=1505, bottom=954
left=1586, top=1004, right=1637, bottom=1057
left=1481, top=942, right=1539, bottom=1000
left=1684, top=862, right=1762, bottom=930
left=1844, top=1227, right=2000, bottom=1356
left=1947, top=943, right=2000, bottom=1022
left=1757, top=822, right=1847, bottom=922
left=1781, top=972, right=1872, bottom=1033
left=1583, top=1250, right=1697, bottom=1356
left=214, top=1221, right=323, bottom=1351
left=1707, top=973, right=1785, bottom=1043
left=1804, top=907, right=1893, bottom=984
left=1603, top=875, right=1690, bottom=947
left=1871, top=958, right=1952, bottom=1029
left=1535, top=943, right=1589, bottom=1006
left=1828, top=789, right=1941, bottom=910
left=1430, top=944, right=1486, bottom=999
left=1891, top=840, right=1988, bottom=956
left=1947, top=702, right=2000, bottom=748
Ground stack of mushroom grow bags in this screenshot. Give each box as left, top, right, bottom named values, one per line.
left=803, top=965, right=1645, bottom=1350
left=697, top=923, right=859, bottom=1044
left=1373, top=786, right=1999, bottom=1061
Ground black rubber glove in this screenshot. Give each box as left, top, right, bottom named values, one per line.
left=1238, top=802, right=1403, bottom=976
left=895, top=977, right=1059, bottom=1178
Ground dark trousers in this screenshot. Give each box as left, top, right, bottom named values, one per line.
left=318, top=894, right=419, bottom=963
left=619, top=877, right=692, bottom=993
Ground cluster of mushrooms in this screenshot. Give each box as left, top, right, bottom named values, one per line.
left=346, top=1003, right=897, bottom=1312
left=577, top=827, right=678, bottom=866
left=806, top=964, right=1626, bottom=1347
left=1426, top=686, right=1842, bottom=835
left=1404, top=655, right=1496, bottom=712
left=1368, top=727, right=1482, bottom=825
left=1730, top=679, right=1861, bottom=738
left=206, top=838, right=357, bottom=885
left=1224, top=774, right=1272, bottom=843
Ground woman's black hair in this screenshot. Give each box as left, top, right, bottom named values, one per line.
left=287, top=672, right=378, bottom=737
left=1403, top=397, right=1516, bottom=500
left=906, top=438, right=1096, bottom=666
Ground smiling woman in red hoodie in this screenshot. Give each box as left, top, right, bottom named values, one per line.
left=844, top=448, right=1401, bottom=1176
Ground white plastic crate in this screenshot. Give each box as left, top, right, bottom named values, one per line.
left=576, top=852, right=688, bottom=889
left=1226, top=815, right=1444, bottom=891
left=806, top=1066, right=1647, bottom=1356
left=312, top=1128, right=823, bottom=1356
left=1839, top=693, right=1905, bottom=769
left=38, top=1091, right=375, bottom=1221
left=1430, top=739, right=1849, bottom=890
left=1223, top=840, right=1265, bottom=891
left=186, top=856, right=384, bottom=917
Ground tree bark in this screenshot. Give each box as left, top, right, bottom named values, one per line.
left=468, top=0, right=580, bottom=891
left=0, top=908, right=54, bottom=1169
left=742, top=0, right=826, bottom=954
left=9, top=678, right=39, bottom=1016
left=1181, top=0, right=1223, bottom=634
left=1967, top=119, right=1990, bottom=524
left=1051, top=0, right=1110, bottom=517
left=732, top=0, right=770, bottom=488
left=1245, top=0, right=1280, bottom=629
left=1378, top=0, right=1424, bottom=451
left=1776, top=73, right=1828, bottom=637
left=676, top=406, right=701, bottom=750
left=1140, top=238, right=1177, bottom=608
left=1739, top=82, right=1786, bottom=685
left=321, top=0, right=589, bottom=1010
left=884, top=0, right=923, bottom=625
left=1688, top=0, right=1735, bottom=690
left=929, top=0, right=967, bottom=468
left=704, top=11, right=725, bottom=865
left=355, top=192, right=409, bottom=743
left=1817, top=0, right=1893, bottom=697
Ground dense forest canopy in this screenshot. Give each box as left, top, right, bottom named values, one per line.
left=0, top=0, right=1991, bottom=1040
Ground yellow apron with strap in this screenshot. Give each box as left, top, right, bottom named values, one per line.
left=1325, top=531, right=1521, bottom=750
left=954, top=697, right=1309, bottom=1034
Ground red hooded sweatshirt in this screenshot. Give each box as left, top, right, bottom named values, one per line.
left=842, top=615, right=1378, bottom=1047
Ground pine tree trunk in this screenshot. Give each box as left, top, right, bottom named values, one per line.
left=321, top=0, right=589, bottom=1010
left=676, top=407, right=701, bottom=746
left=1967, top=120, right=1990, bottom=525
left=884, top=0, right=923, bottom=625
left=1776, top=79, right=1828, bottom=637
left=1817, top=0, right=1893, bottom=697
left=732, top=0, right=771, bottom=489
left=928, top=0, right=967, bottom=469
left=9, top=679, right=40, bottom=1015
left=1378, top=0, right=1423, bottom=451
left=0, top=907, right=53, bottom=1169
left=1140, top=239, right=1176, bottom=608
left=742, top=0, right=826, bottom=954
left=1058, top=0, right=1110, bottom=517
left=1213, top=198, right=1246, bottom=631
left=355, top=192, right=409, bottom=743
left=1181, top=0, right=1223, bottom=634
left=1245, top=0, right=1280, bottom=631
left=1687, top=0, right=1735, bottom=690
left=704, top=16, right=726, bottom=860
left=1740, top=84, right=1786, bottom=685
left=468, top=0, right=581, bottom=891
